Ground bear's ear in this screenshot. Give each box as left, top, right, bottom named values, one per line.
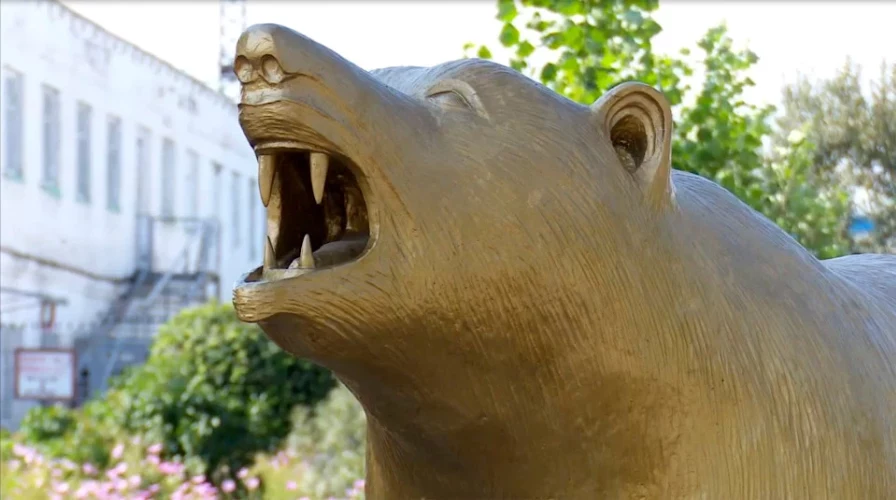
left=591, top=82, right=674, bottom=209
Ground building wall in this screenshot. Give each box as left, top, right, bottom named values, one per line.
left=0, top=1, right=262, bottom=428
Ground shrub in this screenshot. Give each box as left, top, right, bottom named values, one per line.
left=255, top=383, right=367, bottom=498
left=103, top=301, right=336, bottom=480
left=18, top=404, right=75, bottom=444
left=16, top=402, right=115, bottom=468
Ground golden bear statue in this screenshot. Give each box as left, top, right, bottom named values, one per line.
left=231, top=23, right=896, bottom=499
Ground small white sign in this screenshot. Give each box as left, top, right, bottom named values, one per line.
left=15, top=349, right=76, bottom=401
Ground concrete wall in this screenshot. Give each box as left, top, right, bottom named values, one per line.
left=0, top=0, right=262, bottom=428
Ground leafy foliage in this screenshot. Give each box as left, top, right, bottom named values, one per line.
left=284, top=383, right=366, bottom=496
left=16, top=404, right=112, bottom=467
left=467, top=0, right=852, bottom=258
left=18, top=405, right=75, bottom=444
left=15, top=302, right=336, bottom=482
left=776, top=60, right=895, bottom=252
left=105, top=302, right=336, bottom=480
left=758, top=128, right=851, bottom=258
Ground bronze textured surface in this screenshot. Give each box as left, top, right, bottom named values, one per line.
left=230, top=23, right=896, bottom=499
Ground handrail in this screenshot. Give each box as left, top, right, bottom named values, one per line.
left=136, top=216, right=214, bottom=308
left=77, top=214, right=221, bottom=401
left=75, top=267, right=149, bottom=374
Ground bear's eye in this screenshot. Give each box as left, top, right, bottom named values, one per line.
left=427, top=90, right=472, bottom=110
left=424, top=79, right=489, bottom=119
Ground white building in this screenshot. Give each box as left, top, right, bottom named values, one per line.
left=0, top=0, right=261, bottom=429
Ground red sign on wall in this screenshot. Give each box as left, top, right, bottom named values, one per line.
left=14, top=348, right=76, bottom=401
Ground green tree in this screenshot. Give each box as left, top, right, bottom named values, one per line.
left=776, top=60, right=895, bottom=253
left=105, top=302, right=335, bottom=481
left=467, top=0, right=851, bottom=258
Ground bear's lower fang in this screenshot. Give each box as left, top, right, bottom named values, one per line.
left=255, top=147, right=369, bottom=280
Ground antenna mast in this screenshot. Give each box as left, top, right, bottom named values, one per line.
left=218, top=0, right=248, bottom=102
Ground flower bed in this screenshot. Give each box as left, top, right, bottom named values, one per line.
left=1, top=437, right=365, bottom=500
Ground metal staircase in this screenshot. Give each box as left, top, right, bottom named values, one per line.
left=74, top=215, right=220, bottom=404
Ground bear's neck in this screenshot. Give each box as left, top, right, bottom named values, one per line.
left=362, top=416, right=608, bottom=498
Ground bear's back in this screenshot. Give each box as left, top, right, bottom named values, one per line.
left=824, top=253, right=896, bottom=310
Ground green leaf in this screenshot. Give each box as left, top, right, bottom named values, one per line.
left=541, top=63, right=558, bottom=82
left=498, top=0, right=518, bottom=22
left=623, top=9, right=644, bottom=26
left=477, top=45, right=493, bottom=59
left=499, top=22, right=521, bottom=47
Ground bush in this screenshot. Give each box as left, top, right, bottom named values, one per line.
left=16, top=403, right=115, bottom=468
left=18, top=404, right=75, bottom=444
left=103, top=301, right=336, bottom=480
left=253, top=383, right=367, bottom=498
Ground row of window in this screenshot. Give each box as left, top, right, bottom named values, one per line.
left=3, top=69, right=126, bottom=211
left=2, top=68, right=260, bottom=261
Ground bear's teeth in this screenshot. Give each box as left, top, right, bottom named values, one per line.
left=265, top=236, right=276, bottom=268
left=310, top=152, right=329, bottom=205
left=258, top=154, right=276, bottom=208
left=288, top=234, right=316, bottom=269
left=299, top=234, right=315, bottom=268
left=263, top=155, right=282, bottom=270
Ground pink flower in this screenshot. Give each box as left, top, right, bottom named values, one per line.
left=191, top=474, right=206, bottom=484
left=146, top=454, right=160, bottom=465
left=82, top=463, right=97, bottom=475
left=221, top=479, right=236, bottom=493
left=354, top=479, right=365, bottom=489
left=237, top=467, right=249, bottom=479
left=195, top=482, right=218, bottom=496
left=286, top=480, right=298, bottom=491
left=147, top=443, right=163, bottom=454
left=111, top=443, right=125, bottom=459
left=114, top=478, right=129, bottom=491
left=128, top=474, right=142, bottom=487
left=12, top=443, right=30, bottom=457
left=158, top=461, right=184, bottom=476
left=244, top=476, right=260, bottom=490
left=148, top=484, right=161, bottom=493
left=53, top=481, right=70, bottom=493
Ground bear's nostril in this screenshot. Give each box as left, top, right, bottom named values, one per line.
left=261, top=55, right=285, bottom=84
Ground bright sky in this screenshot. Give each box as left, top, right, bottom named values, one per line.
left=61, top=1, right=894, bottom=108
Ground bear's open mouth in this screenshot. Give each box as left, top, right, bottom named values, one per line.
left=248, top=141, right=371, bottom=282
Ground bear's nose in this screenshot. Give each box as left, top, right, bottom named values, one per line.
left=233, top=23, right=315, bottom=85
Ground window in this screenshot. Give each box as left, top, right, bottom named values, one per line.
left=106, top=116, right=122, bottom=211
left=76, top=102, right=92, bottom=202
left=232, top=172, right=240, bottom=247
left=185, top=150, right=199, bottom=218
left=41, top=85, right=61, bottom=195
left=0, top=326, right=22, bottom=425
left=135, top=128, right=151, bottom=215
left=248, top=179, right=256, bottom=259
left=3, top=70, right=24, bottom=180
left=160, top=138, right=176, bottom=218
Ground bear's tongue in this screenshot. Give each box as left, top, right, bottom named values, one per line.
left=256, top=149, right=369, bottom=280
